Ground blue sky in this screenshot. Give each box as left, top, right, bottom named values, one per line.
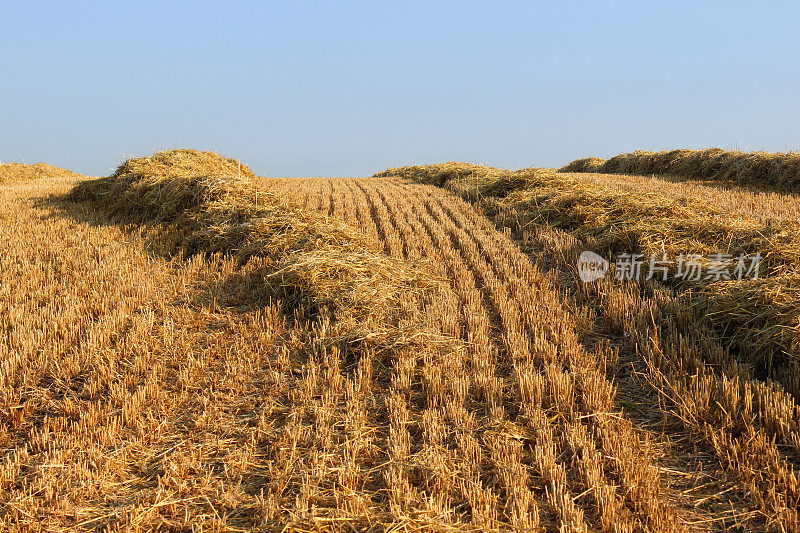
left=2, top=1, right=798, bottom=177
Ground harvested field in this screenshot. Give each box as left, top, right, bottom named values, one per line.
left=0, top=162, right=86, bottom=184
left=2, top=151, right=800, bottom=531
left=377, top=163, right=800, bottom=388
left=378, top=162, right=800, bottom=531
left=559, top=148, right=800, bottom=192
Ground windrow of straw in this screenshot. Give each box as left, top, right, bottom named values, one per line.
left=380, top=163, right=800, bottom=272
left=559, top=148, right=800, bottom=191
left=702, top=273, right=800, bottom=381
left=0, top=162, right=86, bottom=183
left=558, top=157, right=605, bottom=173
left=69, top=150, right=454, bottom=353
left=377, top=162, right=800, bottom=528
left=377, top=163, right=800, bottom=388
left=374, top=161, right=516, bottom=187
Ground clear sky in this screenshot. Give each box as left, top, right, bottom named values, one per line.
left=2, top=1, right=798, bottom=177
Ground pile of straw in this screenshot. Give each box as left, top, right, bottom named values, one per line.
left=110, top=148, right=255, bottom=181
left=561, top=148, right=800, bottom=191
left=375, top=161, right=514, bottom=187
left=67, top=149, right=255, bottom=223
left=0, top=162, right=86, bottom=183
left=558, top=157, right=606, bottom=173
left=701, top=274, right=800, bottom=374
left=69, top=150, right=450, bottom=352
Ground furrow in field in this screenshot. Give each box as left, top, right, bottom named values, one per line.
left=314, top=177, right=681, bottom=530
left=341, top=178, right=381, bottom=244
left=356, top=180, right=418, bottom=260
left=412, top=186, right=617, bottom=529
left=263, top=176, right=693, bottom=529
left=351, top=179, right=404, bottom=258
left=325, top=178, right=539, bottom=526
left=350, top=178, right=504, bottom=524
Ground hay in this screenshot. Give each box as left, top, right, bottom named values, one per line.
left=559, top=157, right=606, bottom=173
left=378, top=164, right=800, bottom=272
left=377, top=162, right=800, bottom=393
left=0, top=162, right=86, bottom=183
left=591, top=148, right=800, bottom=191
left=66, top=149, right=255, bottom=223
left=700, top=274, right=800, bottom=373
left=110, top=148, right=255, bottom=181
left=375, top=161, right=514, bottom=187
left=68, top=149, right=453, bottom=353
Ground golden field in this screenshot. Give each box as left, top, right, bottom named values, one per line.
left=1, top=149, right=799, bottom=531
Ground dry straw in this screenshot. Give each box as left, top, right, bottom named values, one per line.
left=69, top=149, right=455, bottom=354
left=560, top=148, right=800, bottom=191
left=0, top=162, right=86, bottom=183
left=558, top=157, right=605, bottom=173
left=378, top=161, right=800, bottom=391
left=7, top=151, right=799, bottom=529
left=377, top=160, right=800, bottom=528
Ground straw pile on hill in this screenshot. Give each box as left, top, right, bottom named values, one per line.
left=0, top=162, right=86, bottom=183
left=69, top=149, right=452, bottom=352
left=375, top=161, right=513, bottom=187
left=560, top=148, right=800, bottom=191
left=558, top=157, right=605, bottom=173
